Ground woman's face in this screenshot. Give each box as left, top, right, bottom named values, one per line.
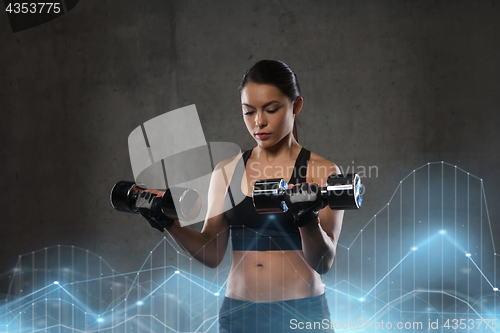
left=240, top=82, right=301, bottom=149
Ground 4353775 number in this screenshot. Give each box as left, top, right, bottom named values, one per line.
left=443, top=318, right=498, bottom=330
left=5, top=2, right=62, bottom=14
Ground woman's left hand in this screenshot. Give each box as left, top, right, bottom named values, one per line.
left=284, top=182, right=327, bottom=227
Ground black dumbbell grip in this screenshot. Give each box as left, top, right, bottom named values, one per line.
left=253, top=178, right=289, bottom=213
left=252, top=174, right=363, bottom=214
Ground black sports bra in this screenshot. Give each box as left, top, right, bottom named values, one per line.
left=223, top=147, right=311, bottom=251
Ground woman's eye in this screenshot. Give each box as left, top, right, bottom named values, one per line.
left=266, top=109, right=277, bottom=113
left=244, top=111, right=255, bottom=116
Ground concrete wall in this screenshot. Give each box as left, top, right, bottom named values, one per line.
left=1, top=0, right=499, bottom=290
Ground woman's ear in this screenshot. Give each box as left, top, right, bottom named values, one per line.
left=293, top=96, right=303, bottom=115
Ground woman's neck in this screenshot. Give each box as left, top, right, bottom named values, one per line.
left=254, top=134, right=301, bottom=163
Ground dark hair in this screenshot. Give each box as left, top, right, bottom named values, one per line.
left=239, top=60, right=301, bottom=142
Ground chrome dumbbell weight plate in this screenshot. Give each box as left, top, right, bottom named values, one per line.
left=110, top=181, right=202, bottom=222
left=110, top=181, right=147, bottom=213
left=252, top=178, right=289, bottom=214
left=162, top=186, right=202, bottom=222
left=324, top=173, right=363, bottom=210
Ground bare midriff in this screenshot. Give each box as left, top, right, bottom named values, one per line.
left=224, top=249, right=325, bottom=302
left=223, top=150, right=325, bottom=302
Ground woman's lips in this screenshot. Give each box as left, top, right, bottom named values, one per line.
left=256, top=133, right=270, bottom=140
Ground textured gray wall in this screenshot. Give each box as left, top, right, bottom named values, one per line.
left=1, top=0, right=499, bottom=291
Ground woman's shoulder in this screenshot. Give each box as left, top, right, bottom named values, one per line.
left=214, top=152, right=244, bottom=172
left=307, top=150, right=341, bottom=184
left=211, top=153, right=243, bottom=189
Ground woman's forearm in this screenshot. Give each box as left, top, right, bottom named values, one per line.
left=299, top=218, right=336, bottom=274
left=165, top=221, right=225, bottom=268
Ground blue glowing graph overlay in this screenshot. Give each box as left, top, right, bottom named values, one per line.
left=0, top=162, right=498, bottom=332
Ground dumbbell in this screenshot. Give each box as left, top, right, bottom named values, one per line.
left=110, top=181, right=201, bottom=222
left=253, top=173, right=363, bottom=214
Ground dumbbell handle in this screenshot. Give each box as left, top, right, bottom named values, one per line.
left=110, top=181, right=201, bottom=222
left=253, top=173, right=363, bottom=214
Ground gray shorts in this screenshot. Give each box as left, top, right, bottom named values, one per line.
left=219, top=293, right=335, bottom=333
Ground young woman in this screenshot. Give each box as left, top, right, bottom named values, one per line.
left=138, top=60, right=344, bottom=333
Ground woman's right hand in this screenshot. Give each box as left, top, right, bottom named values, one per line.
left=136, top=191, right=175, bottom=232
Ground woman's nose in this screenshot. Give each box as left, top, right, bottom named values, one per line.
left=255, top=112, right=267, bottom=127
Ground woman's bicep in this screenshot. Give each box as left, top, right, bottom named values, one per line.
left=319, top=208, right=344, bottom=246
left=311, top=157, right=344, bottom=244
left=200, top=159, right=234, bottom=238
